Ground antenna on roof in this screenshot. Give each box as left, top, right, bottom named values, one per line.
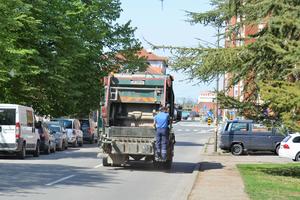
left=160, top=0, right=164, bottom=11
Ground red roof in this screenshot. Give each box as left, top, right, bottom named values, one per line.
left=138, top=49, right=167, bottom=62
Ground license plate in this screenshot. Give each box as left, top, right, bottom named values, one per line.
left=131, top=80, right=144, bottom=85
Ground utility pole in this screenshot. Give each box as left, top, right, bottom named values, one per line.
left=214, top=27, right=220, bottom=153
left=160, top=0, right=164, bottom=11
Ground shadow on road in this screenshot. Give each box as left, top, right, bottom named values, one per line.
left=0, top=163, right=117, bottom=197
left=198, top=162, right=224, bottom=171
left=110, top=161, right=199, bottom=174
left=175, top=141, right=204, bottom=147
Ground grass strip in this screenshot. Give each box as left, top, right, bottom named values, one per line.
left=237, top=163, right=300, bottom=200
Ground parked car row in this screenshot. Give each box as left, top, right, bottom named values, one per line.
left=219, top=119, right=300, bottom=162
left=0, top=104, right=98, bottom=159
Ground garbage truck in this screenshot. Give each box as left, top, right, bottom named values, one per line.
left=99, top=73, right=175, bottom=169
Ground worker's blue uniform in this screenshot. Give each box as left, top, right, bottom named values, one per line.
left=154, top=112, right=169, bottom=160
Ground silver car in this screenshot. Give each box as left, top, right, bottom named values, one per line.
left=52, top=119, right=83, bottom=147
left=47, top=122, right=68, bottom=151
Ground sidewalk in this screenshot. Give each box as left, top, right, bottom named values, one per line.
left=188, top=136, right=249, bottom=200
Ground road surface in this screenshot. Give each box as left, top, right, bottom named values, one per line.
left=0, top=121, right=213, bottom=200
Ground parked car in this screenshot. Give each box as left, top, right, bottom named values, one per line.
left=46, top=121, right=68, bottom=151
left=79, top=119, right=97, bottom=144
left=279, top=133, right=300, bottom=161
left=0, top=104, right=40, bottom=159
left=53, top=118, right=83, bottom=147
left=36, top=121, right=56, bottom=154
left=219, top=120, right=286, bottom=155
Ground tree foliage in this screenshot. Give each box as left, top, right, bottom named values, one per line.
left=0, top=0, right=145, bottom=117
left=164, top=0, right=300, bottom=131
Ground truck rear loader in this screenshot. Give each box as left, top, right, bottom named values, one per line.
left=99, top=73, right=175, bottom=169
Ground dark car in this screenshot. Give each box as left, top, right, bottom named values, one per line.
left=46, top=121, right=68, bottom=151
left=35, top=121, right=56, bottom=154
left=79, top=119, right=97, bottom=144
left=219, top=120, right=286, bottom=155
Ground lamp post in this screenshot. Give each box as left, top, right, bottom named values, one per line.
left=214, top=28, right=220, bottom=153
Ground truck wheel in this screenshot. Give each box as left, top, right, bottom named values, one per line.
left=231, top=144, right=243, bottom=156
left=102, top=156, right=109, bottom=166
left=163, top=159, right=173, bottom=170
left=18, top=144, right=26, bottom=159
left=33, top=142, right=40, bottom=157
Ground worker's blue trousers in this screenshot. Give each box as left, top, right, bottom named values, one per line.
left=155, top=128, right=169, bottom=160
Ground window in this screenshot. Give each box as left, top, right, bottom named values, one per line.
left=26, top=110, right=33, bottom=127
left=230, top=123, right=249, bottom=132
left=0, top=109, right=16, bottom=125
left=292, top=136, right=300, bottom=143
left=252, top=124, right=270, bottom=133
left=282, top=135, right=292, bottom=143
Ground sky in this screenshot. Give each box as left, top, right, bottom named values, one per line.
left=118, top=0, right=218, bottom=102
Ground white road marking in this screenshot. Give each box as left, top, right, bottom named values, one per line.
left=185, top=129, right=191, bottom=132
left=45, top=175, right=75, bottom=186
left=177, top=129, right=183, bottom=131
left=94, top=164, right=103, bottom=168
left=193, top=129, right=198, bottom=132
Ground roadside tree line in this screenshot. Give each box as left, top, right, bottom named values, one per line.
left=0, top=0, right=146, bottom=117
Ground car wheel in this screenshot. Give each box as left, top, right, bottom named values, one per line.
left=18, top=144, right=26, bottom=159
left=45, top=143, right=51, bottom=155
left=61, top=141, right=65, bottom=151
left=275, top=145, right=280, bottom=155
left=295, top=152, right=300, bottom=162
left=102, top=156, right=109, bottom=166
left=33, top=142, right=40, bottom=157
left=51, top=144, right=56, bottom=153
left=64, top=140, right=68, bottom=150
left=72, top=139, right=78, bottom=147
left=78, top=140, right=83, bottom=147
left=231, top=143, right=243, bottom=156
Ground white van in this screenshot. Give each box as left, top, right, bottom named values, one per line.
left=0, top=104, right=40, bottom=159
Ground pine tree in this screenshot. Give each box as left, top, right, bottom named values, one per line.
left=163, top=0, right=300, bottom=131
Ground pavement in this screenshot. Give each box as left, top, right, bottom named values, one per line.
left=188, top=133, right=293, bottom=200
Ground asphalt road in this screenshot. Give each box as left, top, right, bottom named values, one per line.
left=0, top=121, right=213, bottom=200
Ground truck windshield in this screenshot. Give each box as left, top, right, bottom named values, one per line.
left=0, top=109, right=16, bottom=125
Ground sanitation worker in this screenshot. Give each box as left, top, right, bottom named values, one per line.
left=153, top=106, right=170, bottom=161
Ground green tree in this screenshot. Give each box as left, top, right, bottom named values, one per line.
left=160, top=0, right=300, bottom=131
left=0, top=0, right=145, bottom=117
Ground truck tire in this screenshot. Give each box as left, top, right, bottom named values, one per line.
left=231, top=143, right=243, bottom=156
left=102, top=156, right=110, bottom=166
left=33, top=142, right=40, bottom=157
left=163, top=159, right=173, bottom=170
left=18, top=144, right=26, bottom=159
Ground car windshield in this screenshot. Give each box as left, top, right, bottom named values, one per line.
left=48, top=125, right=60, bottom=133
left=63, top=120, right=72, bottom=129
left=282, top=135, right=292, bottom=142
left=0, top=109, right=16, bottom=125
